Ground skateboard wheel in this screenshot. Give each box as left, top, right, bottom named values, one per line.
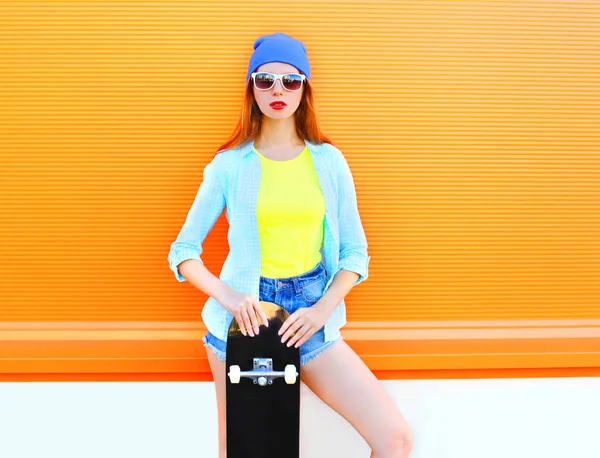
left=228, top=365, right=241, bottom=384
left=284, top=364, right=297, bottom=384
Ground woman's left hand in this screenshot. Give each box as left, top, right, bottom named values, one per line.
left=278, top=305, right=330, bottom=348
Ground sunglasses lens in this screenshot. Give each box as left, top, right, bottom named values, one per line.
left=282, top=74, right=303, bottom=91
left=254, top=73, right=275, bottom=90
left=254, top=73, right=304, bottom=91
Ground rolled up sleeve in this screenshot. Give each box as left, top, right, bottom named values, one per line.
left=335, top=148, right=371, bottom=286
left=167, top=155, right=226, bottom=282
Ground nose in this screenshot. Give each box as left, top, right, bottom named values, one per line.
left=272, top=78, right=284, bottom=95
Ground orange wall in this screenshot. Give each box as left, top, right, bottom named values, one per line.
left=1, top=1, right=599, bottom=380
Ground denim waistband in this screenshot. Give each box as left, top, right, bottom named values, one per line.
left=259, top=261, right=326, bottom=292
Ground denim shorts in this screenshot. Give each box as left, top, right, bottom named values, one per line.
left=202, top=261, right=342, bottom=367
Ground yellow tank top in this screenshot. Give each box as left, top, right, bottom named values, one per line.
left=256, top=145, right=325, bottom=278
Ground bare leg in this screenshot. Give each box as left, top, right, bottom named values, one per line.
left=206, top=348, right=227, bottom=458
left=302, top=340, right=413, bottom=457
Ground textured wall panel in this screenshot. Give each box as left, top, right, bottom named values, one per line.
left=1, top=1, right=598, bottom=331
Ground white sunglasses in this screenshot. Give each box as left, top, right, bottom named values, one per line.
left=251, top=72, right=306, bottom=92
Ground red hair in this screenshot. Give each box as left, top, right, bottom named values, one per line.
left=215, top=78, right=334, bottom=155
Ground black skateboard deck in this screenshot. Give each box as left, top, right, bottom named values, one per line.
left=225, top=301, right=301, bottom=458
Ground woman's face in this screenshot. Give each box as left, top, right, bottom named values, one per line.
left=252, top=62, right=305, bottom=119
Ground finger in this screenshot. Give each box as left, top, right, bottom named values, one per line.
left=278, top=313, right=298, bottom=340
left=240, top=306, right=254, bottom=337
left=251, top=300, right=266, bottom=330
left=281, top=317, right=302, bottom=344
left=278, top=310, right=301, bottom=337
left=292, top=331, right=313, bottom=348
left=246, top=303, right=261, bottom=335
left=255, top=301, right=269, bottom=328
left=235, top=313, right=247, bottom=336
left=288, top=325, right=312, bottom=348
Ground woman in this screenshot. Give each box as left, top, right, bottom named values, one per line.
left=168, top=32, right=413, bottom=458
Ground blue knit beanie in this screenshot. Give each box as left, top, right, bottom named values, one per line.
left=246, top=32, right=311, bottom=83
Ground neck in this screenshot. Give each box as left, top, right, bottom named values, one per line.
left=255, top=115, right=303, bottom=148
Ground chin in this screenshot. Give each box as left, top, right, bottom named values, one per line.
left=263, top=110, right=291, bottom=119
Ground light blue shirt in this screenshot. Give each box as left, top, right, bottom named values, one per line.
left=167, top=138, right=370, bottom=342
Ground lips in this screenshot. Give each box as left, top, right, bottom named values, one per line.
left=270, top=101, right=287, bottom=108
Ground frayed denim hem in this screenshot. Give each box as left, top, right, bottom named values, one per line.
left=299, top=336, right=342, bottom=366
left=202, top=333, right=342, bottom=366
left=202, top=334, right=227, bottom=361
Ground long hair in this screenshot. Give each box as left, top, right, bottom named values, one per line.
left=215, top=77, right=334, bottom=155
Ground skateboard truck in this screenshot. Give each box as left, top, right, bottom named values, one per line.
left=228, top=358, right=298, bottom=386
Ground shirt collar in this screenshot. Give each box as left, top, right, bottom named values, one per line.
left=239, top=138, right=325, bottom=157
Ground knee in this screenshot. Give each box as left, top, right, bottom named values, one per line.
left=384, top=426, right=414, bottom=458
left=397, top=427, right=414, bottom=456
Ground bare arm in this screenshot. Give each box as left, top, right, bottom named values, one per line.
left=177, top=259, right=230, bottom=304
left=177, top=259, right=268, bottom=335
left=314, top=269, right=360, bottom=316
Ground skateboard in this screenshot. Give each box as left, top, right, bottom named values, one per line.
left=225, top=301, right=301, bottom=458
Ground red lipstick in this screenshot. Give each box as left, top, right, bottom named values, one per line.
left=270, top=101, right=287, bottom=110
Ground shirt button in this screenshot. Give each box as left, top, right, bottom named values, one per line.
left=277, top=281, right=284, bottom=287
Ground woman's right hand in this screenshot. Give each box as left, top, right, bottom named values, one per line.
left=217, top=285, right=269, bottom=337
